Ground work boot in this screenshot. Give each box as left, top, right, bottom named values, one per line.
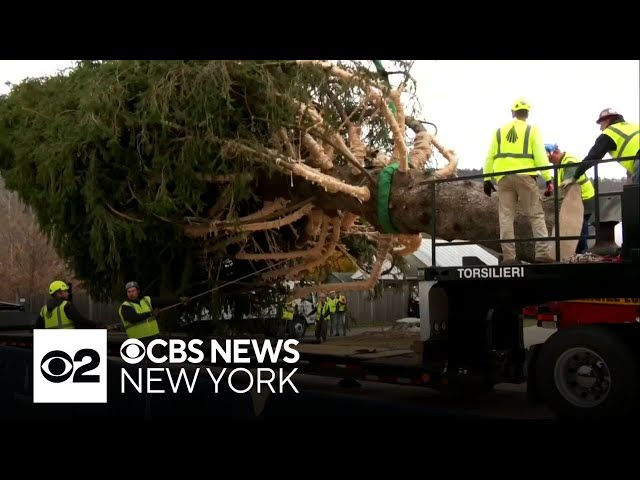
left=501, top=258, right=520, bottom=266
left=533, top=256, right=555, bottom=264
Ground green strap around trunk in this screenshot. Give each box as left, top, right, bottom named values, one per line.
left=377, top=162, right=400, bottom=233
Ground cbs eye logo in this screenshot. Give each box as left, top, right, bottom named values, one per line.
left=40, top=349, right=100, bottom=383
left=120, top=339, right=146, bottom=364
left=33, top=329, right=107, bottom=403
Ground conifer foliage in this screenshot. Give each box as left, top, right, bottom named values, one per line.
left=0, top=60, right=462, bottom=303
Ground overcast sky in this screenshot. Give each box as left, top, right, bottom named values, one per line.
left=1, top=59, right=638, bottom=179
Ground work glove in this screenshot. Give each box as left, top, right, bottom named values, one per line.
left=179, top=296, right=191, bottom=305
left=560, top=177, right=577, bottom=189
left=543, top=180, right=554, bottom=197
left=483, top=180, right=496, bottom=197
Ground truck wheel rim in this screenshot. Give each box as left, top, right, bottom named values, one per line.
left=553, top=347, right=611, bottom=408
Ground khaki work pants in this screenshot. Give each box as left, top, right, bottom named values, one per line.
left=497, top=174, right=550, bottom=261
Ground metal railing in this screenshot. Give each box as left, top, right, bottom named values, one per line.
left=425, top=155, right=637, bottom=265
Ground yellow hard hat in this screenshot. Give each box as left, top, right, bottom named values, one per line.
left=49, top=280, right=69, bottom=295
left=511, top=98, right=531, bottom=112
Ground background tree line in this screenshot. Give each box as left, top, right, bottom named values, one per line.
left=0, top=177, right=74, bottom=302
left=457, top=168, right=627, bottom=192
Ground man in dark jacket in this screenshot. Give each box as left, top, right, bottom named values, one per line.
left=37, top=280, right=97, bottom=329
left=118, top=280, right=190, bottom=340
left=562, top=108, right=639, bottom=188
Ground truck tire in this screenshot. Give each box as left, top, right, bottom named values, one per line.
left=288, top=315, right=307, bottom=339
left=536, top=325, right=640, bottom=420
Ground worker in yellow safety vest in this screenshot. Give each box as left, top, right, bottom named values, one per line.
left=335, top=292, right=347, bottom=336
left=37, top=280, right=97, bottom=329
left=326, top=291, right=339, bottom=336
left=279, top=300, right=296, bottom=337
left=118, top=281, right=190, bottom=341
left=545, top=143, right=595, bottom=254
left=315, top=294, right=330, bottom=342
left=483, top=98, right=555, bottom=265
left=562, top=108, right=639, bottom=188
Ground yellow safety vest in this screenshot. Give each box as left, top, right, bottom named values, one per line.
left=484, top=120, right=552, bottom=183
left=118, top=296, right=159, bottom=339
left=557, top=153, right=595, bottom=201
left=281, top=302, right=295, bottom=320
left=317, top=302, right=330, bottom=320
left=603, top=122, right=639, bottom=174
left=40, top=301, right=75, bottom=329
left=337, top=295, right=347, bottom=312
left=326, top=297, right=337, bottom=313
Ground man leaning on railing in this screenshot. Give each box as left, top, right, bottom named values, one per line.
left=561, top=108, right=639, bottom=188
left=545, top=143, right=595, bottom=254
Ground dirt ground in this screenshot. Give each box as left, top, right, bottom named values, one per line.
left=316, top=323, right=420, bottom=351
left=310, top=323, right=554, bottom=351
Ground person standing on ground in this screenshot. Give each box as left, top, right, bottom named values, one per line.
left=37, top=280, right=97, bottom=329
left=327, top=291, right=338, bottom=336
left=408, top=286, right=419, bottom=318
left=336, top=291, right=347, bottom=336
left=278, top=299, right=296, bottom=337
left=315, top=294, right=330, bottom=343
left=118, top=280, right=190, bottom=341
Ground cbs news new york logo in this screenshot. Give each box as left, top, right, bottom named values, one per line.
left=34, top=329, right=107, bottom=403
left=33, top=330, right=300, bottom=403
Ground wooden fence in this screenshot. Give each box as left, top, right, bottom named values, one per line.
left=10, top=291, right=120, bottom=325
left=341, top=281, right=417, bottom=327
left=8, top=279, right=418, bottom=329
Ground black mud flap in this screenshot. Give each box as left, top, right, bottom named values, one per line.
left=525, top=343, right=543, bottom=405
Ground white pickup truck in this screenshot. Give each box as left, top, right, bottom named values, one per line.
left=179, top=292, right=318, bottom=339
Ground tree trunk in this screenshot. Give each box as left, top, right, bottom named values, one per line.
left=260, top=167, right=558, bottom=263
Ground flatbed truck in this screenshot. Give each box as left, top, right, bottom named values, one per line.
left=1, top=174, right=638, bottom=420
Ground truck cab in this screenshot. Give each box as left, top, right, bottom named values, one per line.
left=419, top=178, right=639, bottom=419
